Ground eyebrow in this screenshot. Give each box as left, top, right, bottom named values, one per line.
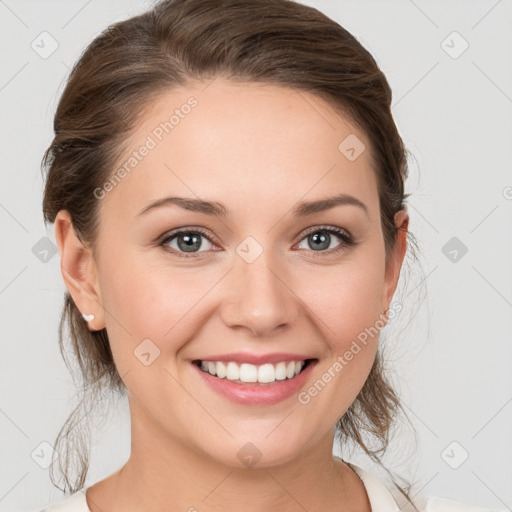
left=137, top=193, right=369, bottom=219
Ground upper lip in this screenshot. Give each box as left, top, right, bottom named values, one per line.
left=193, top=352, right=316, bottom=365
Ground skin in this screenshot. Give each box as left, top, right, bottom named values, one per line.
left=55, top=78, right=409, bottom=512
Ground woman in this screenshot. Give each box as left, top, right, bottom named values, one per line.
left=37, top=0, right=491, bottom=510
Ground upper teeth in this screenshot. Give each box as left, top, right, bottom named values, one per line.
left=200, top=360, right=306, bottom=383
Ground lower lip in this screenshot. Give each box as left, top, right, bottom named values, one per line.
left=192, top=360, right=317, bottom=405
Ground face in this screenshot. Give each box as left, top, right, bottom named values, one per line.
left=56, top=78, right=408, bottom=469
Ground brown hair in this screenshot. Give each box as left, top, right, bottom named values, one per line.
left=42, top=0, right=420, bottom=508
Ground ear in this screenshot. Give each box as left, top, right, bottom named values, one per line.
left=54, top=210, right=105, bottom=331
left=381, top=208, right=409, bottom=317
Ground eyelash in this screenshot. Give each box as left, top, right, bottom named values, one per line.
left=159, top=225, right=358, bottom=259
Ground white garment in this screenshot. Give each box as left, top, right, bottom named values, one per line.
left=36, top=462, right=498, bottom=512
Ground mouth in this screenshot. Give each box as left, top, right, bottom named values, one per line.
left=192, top=358, right=316, bottom=386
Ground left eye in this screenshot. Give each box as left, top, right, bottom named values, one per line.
left=296, top=228, right=351, bottom=252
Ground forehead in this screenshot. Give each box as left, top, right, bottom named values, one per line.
left=99, top=78, right=378, bottom=221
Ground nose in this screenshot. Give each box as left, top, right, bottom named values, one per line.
left=219, top=251, right=299, bottom=337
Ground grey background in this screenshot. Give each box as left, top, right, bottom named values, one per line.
left=1, top=0, right=511, bottom=510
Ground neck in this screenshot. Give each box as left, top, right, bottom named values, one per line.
left=85, top=400, right=370, bottom=512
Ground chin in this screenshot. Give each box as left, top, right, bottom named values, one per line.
left=201, top=437, right=304, bottom=470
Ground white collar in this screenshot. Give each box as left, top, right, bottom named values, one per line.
left=346, top=461, right=401, bottom=511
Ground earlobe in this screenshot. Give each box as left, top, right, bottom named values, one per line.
left=54, top=210, right=104, bottom=331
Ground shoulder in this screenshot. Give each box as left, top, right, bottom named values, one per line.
left=347, top=461, right=498, bottom=512
left=36, top=488, right=90, bottom=512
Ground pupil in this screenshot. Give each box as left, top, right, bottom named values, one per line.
left=178, top=233, right=201, bottom=252
left=309, top=232, right=330, bottom=251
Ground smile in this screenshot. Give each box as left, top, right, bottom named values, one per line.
left=191, top=358, right=318, bottom=405
left=194, top=359, right=312, bottom=384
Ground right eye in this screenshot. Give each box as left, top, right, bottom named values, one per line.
left=160, top=228, right=218, bottom=257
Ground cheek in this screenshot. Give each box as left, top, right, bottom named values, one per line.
left=295, top=251, right=385, bottom=397
left=300, top=256, right=386, bottom=349
left=97, top=249, right=220, bottom=365
left=293, top=262, right=385, bottom=422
